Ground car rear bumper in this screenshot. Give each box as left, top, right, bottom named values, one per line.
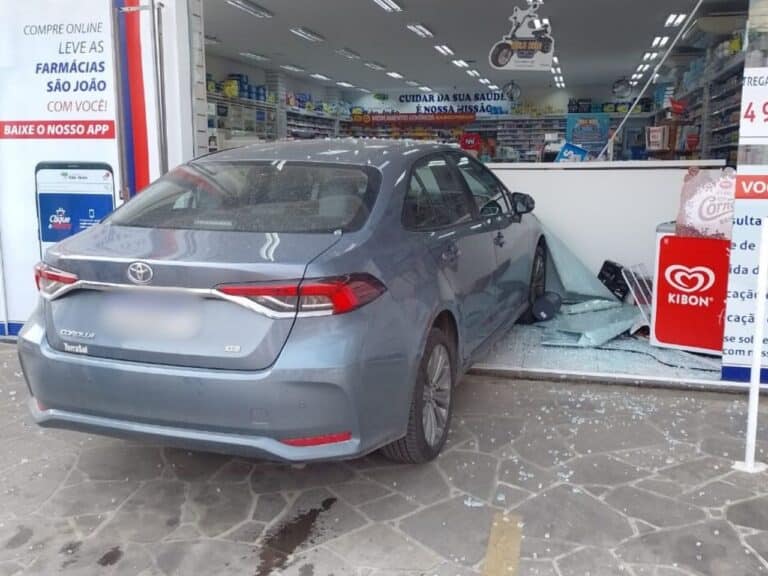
left=27, top=397, right=362, bottom=461
left=17, top=304, right=416, bottom=462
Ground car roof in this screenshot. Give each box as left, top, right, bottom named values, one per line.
left=195, top=138, right=460, bottom=168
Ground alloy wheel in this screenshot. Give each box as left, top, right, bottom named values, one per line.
left=531, top=247, right=546, bottom=303
left=422, top=343, right=452, bottom=448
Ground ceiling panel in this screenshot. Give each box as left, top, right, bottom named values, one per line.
left=203, top=0, right=704, bottom=92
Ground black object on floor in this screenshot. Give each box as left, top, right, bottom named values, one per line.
left=598, top=260, right=630, bottom=301
left=532, top=291, right=563, bottom=321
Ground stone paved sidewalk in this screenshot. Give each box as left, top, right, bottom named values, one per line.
left=2, top=343, right=768, bottom=575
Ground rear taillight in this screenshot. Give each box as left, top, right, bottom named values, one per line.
left=217, top=274, right=386, bottom=316
left=34, top=262, right=78, bottom=297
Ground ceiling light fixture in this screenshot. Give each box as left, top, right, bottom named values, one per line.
left=358, top=88, right=372, bottom=93
left=652, top=36, right=662, bottom=47
left=335, top=48, right=361, bottom=60
left=239, top=51, right=269, bottom=61
left=405, top=80, right=419, bottom=86
left=419, top=86, right=432, bottom=92
left=659, top=36, right=669, bottom=47
left=290, top=27, right=325, bottom=42
left=467, top=69, right=480, bottom=77
left=650, top=52, right=659, bottom=60
left=643, top=52, right=651, bottom=61
left=452, top=59, right=469, bottom=68
left=370, top=0, right=403, bottom=12
left=479, top=78, right=491, bottom=85
left=556, top=67, right=562, bottom=74
left=552, top=56, right=559, bottom=64
left=640, top=64, right=650, bottom=72
left=488, top=84, right=500, bottom=90
left=555, top=75, right=563, bottom=82
left=336, top=81, right=355, bottom=88
left=550, top=67, right=556, bottom=74
left=636, top=64, right=644, bottom=72
left=310, top=73, right=332, bottom=81
left=665, top=13, right=687, bottom=27
left=225, top=0, right=272, bottom=18
left=280, top=64, right=305, bottom=73
left=407, top=23, right=433, bottom=38
left=364, top=62, right=386, bottom=71
left=533, top=18, right=542, bottom=29
left=434, top=44, right=454, bottom=56
left=387, top=71, right=404, bottom=79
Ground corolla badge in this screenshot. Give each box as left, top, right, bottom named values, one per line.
left=664, top=265, right=715, bottom=294
left=127, top=261, right=153, bottom=284
left=59, top=328, right=95, bottom=339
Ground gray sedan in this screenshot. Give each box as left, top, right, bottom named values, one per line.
left=18, top=139, right=545, bottom=463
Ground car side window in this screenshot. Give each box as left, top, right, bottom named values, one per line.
left=403, top=155, right=474, bottom=229
left=452, top=154, right=511, bottom=216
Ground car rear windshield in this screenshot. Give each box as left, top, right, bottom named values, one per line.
left=108, top=161, right=379, bottom=233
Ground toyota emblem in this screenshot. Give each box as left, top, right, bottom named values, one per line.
left=127, top=262, right=153, bottom=284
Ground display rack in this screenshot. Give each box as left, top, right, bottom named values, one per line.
left=466, top=115, right=566, bottom=161
left=338, top=120, right=462, bottom=142
left=207, top=93, right=278, bottom=151
left=285, top=107, right=340, bottom=138
left=674, top=52, right=744, bottom=163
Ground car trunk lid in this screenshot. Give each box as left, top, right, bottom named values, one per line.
left=43, top=225, right=341, bottom=370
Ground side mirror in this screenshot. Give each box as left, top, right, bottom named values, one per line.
left=511, top=192, right=535, bottom=215
left=480, top=200, right=502, bottom=217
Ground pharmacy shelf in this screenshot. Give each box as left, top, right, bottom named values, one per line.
left=675, top=53, right=745, bottom=100
left=710, top=142, right=739, bottom=150
left=711, top=102, right=741, bottom=116
left=710, top=52, right=746, bottom=83
left=672, top=51, right=745, bottom=157
left=207, top=93, right=277, bottom=111
left=207, top=92, right=278, bottom=147
left=711, top=84, right=742, bottom=101
left=711, top=123, right=740, bottom=133
left=285, top=107, right=340, bottom=138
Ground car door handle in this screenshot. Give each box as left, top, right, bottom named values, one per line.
left=494, top=232, right=506, bottom=247
left=441, top=245, right=460, bottom=264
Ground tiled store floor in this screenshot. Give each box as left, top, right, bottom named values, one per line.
left=2, top=343, right=768, bottom=576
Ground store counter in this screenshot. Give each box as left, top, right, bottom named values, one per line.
left=490, top=160, right=727, bottom=274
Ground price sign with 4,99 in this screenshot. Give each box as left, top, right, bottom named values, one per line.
left=740, top=68, right=768, bottom=144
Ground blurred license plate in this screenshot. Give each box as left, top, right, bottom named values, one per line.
left=101, top=292, right=201, bottom=339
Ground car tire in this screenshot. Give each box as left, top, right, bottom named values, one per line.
left=521, top=240, right=547, bottom=324
left=382, top=328, right=455, bottom=463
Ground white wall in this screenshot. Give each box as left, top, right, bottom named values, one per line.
left=490, top=162, right=726, bottom=274
left=162, top=0, right=195, bottom=169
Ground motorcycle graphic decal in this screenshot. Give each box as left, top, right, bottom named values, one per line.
left=489, top=1, right=555, bottom=71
